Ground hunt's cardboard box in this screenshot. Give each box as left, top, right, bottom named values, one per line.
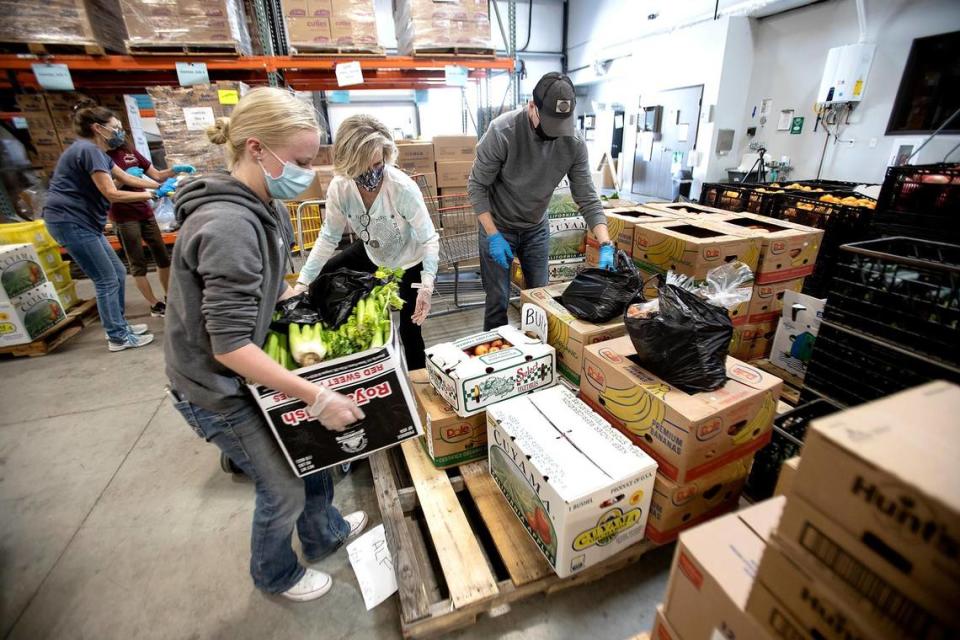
left=408, top=369, right=485, bottom=468
left=519, top=283, right=627, bottom=385
left=773, top=455, right=799, bottom=497
left=646, top=455, right=753, bottom=545
left=1, top=244, right=49, bottom=303
left=745, top=278, right=805, bottom=324
left=510, top=257, right=586, bottom=289
left=0, top=281, right=67, bottom=347
left=645, top=201, right=734, bottom=218
left=487, top=387, right=657, bottom=578
left=548, top=214, right=587, bottom=260
left=664, top=496, right=784, bottom=640
left=586, top=206, right=677, bottom=262
left=396, top=141, right=435, bottom=174
left=432, top=134, right=476, bottom=162
left=789, top=381, right=960, bottom=609
left=748, top=537, right=889, bottom=640
left=581, top=336, right=782, bottom=483
left=435, top=160, right=473, bottom=188
left=651, top=604, right=682, bottom=640
left=729, top=321, right=776, bottom=362
left=248, top=318, right=423, bottom=477
left=710, top=212, right=823, bottom=284
left=632, top=219, right=761, bottom=281
left=769, top=291, right=824, bottom=381
left=425, top=325, right=556, bottom=417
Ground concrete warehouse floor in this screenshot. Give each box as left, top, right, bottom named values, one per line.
left=0, top=274, right=672, bottom=640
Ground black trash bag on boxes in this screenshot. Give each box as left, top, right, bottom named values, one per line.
left=624, top=278, right=733, bottom=394
left=560, top=250, right=641, bottom=323
left=308, top=268, right=379, bottom=329
left=271, top=293, right=321, bottom=331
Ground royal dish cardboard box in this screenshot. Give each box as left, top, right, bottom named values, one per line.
left=581, top=336, right=781, bottom=483
left=248, top=318, right=423, bottom=477
left=425, top=325, right=556, bottom=417
left=432, top=134, right=477, bottom=162
left=710, top=212, right=823, bottom=284
left=408, top=369, right=485, bottom=468
left=769, top=291, right=825, bottom=381
left=519, top=283, right=626, bottom=386
left=646, top=456, right=753, bottom=545
left=744, top=278, right=805, bottom=324
left=487, top=386, right=657, bottom=578
left=664, top=496, right=784, bottom=640
left=396, top=140, right=436, bottom=174
left=632, top=219, right=761, bottom=281
left=788, top=381, right=960, bottom=610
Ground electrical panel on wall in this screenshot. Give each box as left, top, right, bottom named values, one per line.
left=816, top=43, right=876, bottom=104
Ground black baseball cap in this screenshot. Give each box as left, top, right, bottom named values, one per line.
left=532, top=72, right=576, bottom=137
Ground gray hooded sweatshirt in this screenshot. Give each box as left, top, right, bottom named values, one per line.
left=164, top=174, right=292, bottom=413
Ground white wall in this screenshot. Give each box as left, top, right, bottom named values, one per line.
left=738, top=0, right=960, bottom=183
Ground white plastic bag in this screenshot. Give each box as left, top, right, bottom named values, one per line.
left=153, top=197, right=177, bottom=231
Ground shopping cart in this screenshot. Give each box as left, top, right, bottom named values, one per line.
left=285, top=199, right=325, bottom=258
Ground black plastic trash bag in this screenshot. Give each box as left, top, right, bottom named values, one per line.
left=560, top=250, right=641, bottom=323
left=271, top=293, right=321, bottom=331
left=308, top=268, right=379, bottom=329
left=624, top=279, right=733, bottom=393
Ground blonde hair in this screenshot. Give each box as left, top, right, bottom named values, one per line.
left=333, top=115, right=397, bottom=178
left=206, top=87, right=321, bottom=168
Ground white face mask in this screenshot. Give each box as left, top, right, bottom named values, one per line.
left=259, top=145, right=315, bottom=199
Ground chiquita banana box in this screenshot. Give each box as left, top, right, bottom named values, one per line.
left=707, top=212, right=824, bottom=284
left=580, top=336, right=782, bottom=483
left=487, top=386, right=657, bottom=578
left=631, top=219, right=762, bottom=281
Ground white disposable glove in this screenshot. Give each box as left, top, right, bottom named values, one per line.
left=411, top=286, right=432, bottom=326
left=306, top=386, right=364, bottom=432
left=292, top=282, right=309, bottom=296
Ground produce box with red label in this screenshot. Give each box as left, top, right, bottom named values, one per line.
left=487, top=386, right=657, bottom=578
left=709, top=212, right=823, bottom=284
left=408, top=368, right=486, bottom=469
left=632, top=219, right=761, bottom=281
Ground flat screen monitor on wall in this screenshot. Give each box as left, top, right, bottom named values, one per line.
left=886, top=29, right=960, bottom=135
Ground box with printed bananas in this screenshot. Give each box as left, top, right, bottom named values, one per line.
left=631, top=219, right=762, bottom=280
left=487, top=386, right=657, bottom=578
left=585, top=206, right=678, bottom=266
left=729, top=321, right=777, bottom=362
left=645, top=453, right=754, bottom=544
left=643, top=201, right=733, bottom=218
left=519, top=283, right=627, bottom=386
left=409, top=369, right=486, bottom=469
left=579, top=336, right=782, bottom=483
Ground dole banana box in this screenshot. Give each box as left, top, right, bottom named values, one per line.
left=646, top=455, right=753, bottom=544
left=408, top=369, right=486, bottom=469
left=644, top=201, right=734, bottom=218
left=744, top=277, right=805, bottom=324
left=707, top=212, right=824, bottom=284
left=486, top=386, right=657, bottom=578
left=426, top=325, right=556, bottom=418
left=663, top=496, right=784, bottom=640
left=789, top=381, right=960, bottom=612
left=729, top=320, right=776, bottom=362
left=519, top=283, right=627, bottom=385
left=585, top=206, right=678, bottom=264
left=580, top=336, right=781, bottom=483
left=631, top=219, right=762, bottom=281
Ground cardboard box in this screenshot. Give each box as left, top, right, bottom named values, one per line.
left=510, top=257, right=586, bottom=289
left=588, top=206, right=678, bottom=256
left=34, top=144, right=62, bottom=171
left=313, top=144, right=334, bottom=166
left=22, top=111, right=60, bottom=146
left=651, top=604, right=683, bottom=640
left=790, top=381, right=960, bottom=606
left=408, top=369, right=486, bottom=468
left=729, top=321, right=776, bottom=362
left=773, top=456, right=799, bottom=497
left=435, top=160, right=473, bottom=188
left=0, top=282, right=67, bottom=347
left=711, top=212, right=823, bottom=284
left=425, top=325, right=556, bottom=417
left=580, top=336, right=782, bottom=483
left=396, top=141, right=435, bottom=174
left=646, top=456, right=753, bottom=545
left=519, top=283, right=627, bottom=385
left=15, top=94, right=49, bottom=112
left=294, top=164, right=335, bottom=201
left=775, top=495, right=959, bottom=639
left=415, top=171, right=438, bottom=198
left=748, top=538, right=889, bottom=640
left=632, top=220, right=761, bottom=281
left=664, top=497, right=784, bottom=640
left=548, top=215, right=587, bottom=260
left=432, top=134, right=477, bottom=162
left=247, top=318, right=423, bottom=476
left=487, top=386, right=657, bottom=578
left=745, top=278, right=804, bottom=324
left=769, top=291, right=824, bottom=381
left=645, top=201, right=734, bottom=218
left=1, top=244, right=49, bottom=302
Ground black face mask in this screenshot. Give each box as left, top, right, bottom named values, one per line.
left=534, top=121, right=557, bottom=141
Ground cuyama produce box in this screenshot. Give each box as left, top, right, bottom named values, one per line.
left=248, top=318, right=422, bottom=477
left=487, top=387, right=657, bottom=578
left=408, top=369, right=486, bottom=468
left=519, top=283, right=627, bottom=385
left=1, top=243, right=49, bottom=303
left=580, top=336, right=782, bottom=483
left=548, top=214, right=587, bottom=260
left=0, top=281, right=67, bottom=347
left=425, top=325, right=556, bottom=417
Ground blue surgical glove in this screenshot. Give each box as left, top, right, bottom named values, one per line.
left=172, top=164, right=195, bottom=174
left=598, top=243, right=615, bottom=270
left=155, top=177, right=178, bottom=198
left=487, top=232, right=514, bottom=269
left=125, top=166, right=145, bottom=178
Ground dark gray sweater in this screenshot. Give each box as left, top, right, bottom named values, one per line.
left=467, top=108, right=604, bottom=231
left=164, top=174, right=290, bottom=412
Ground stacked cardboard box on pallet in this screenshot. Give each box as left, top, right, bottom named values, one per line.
left=745, top=382, right=960, bottom=640
left=0, top=0, right=126, bottom=52
left=0, top=220, right=77, bottom=315
left=0, top=243, right=68, bottom=347
left=433, top=135, right=476, bottom=196
left=280, top=0, right=378, bottom=54
left=119, top=0, right=251, bottom=52
left=393, top=0, right=492, bottom=54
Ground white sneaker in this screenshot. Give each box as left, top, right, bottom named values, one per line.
left=104, top=324, right=150, bottom=340
left=280, top=568, right=332, bottom=602
left=344, top=511, right=368, bottom=539
left=108, top=333, right=155, bottom=352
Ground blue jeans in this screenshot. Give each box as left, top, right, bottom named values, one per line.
left=173, top=398, right=351, bottom=594
left=45, top=221, right=129, bottom=342
left=479, top=220, right=550, bottom=330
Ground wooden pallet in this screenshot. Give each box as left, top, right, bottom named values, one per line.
left=754, top=359, right=804, bottom=406
left=370, top=440, right=658, bottom=639
left=289, top=46, right=385, bottom=57
left=0, top=41, right=106, bottom=55
left=0, top=298, right=98, bottom=358
left=408, top=47, right=496, bottom=59
left=125, top=42, right=245, bottom=56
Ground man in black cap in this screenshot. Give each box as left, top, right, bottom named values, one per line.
left=468, top=72, right=614, bottom=330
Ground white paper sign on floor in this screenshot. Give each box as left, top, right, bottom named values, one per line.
left=346, top=524, right=397, bottom=610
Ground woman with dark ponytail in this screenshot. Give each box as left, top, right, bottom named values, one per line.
left=42, top=103, right=163, bottom=351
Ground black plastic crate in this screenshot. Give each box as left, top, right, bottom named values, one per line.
left=801, top=320, right=960, bottom=407
left=873, top=163, right=960, bottom=242
left=795, top=179, right=873, bottom=191
left=824, top=237, right=960, bottom=365
left=743, top=399, right=842, bottom=501
left=700, top=182, right=753, bottom=212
